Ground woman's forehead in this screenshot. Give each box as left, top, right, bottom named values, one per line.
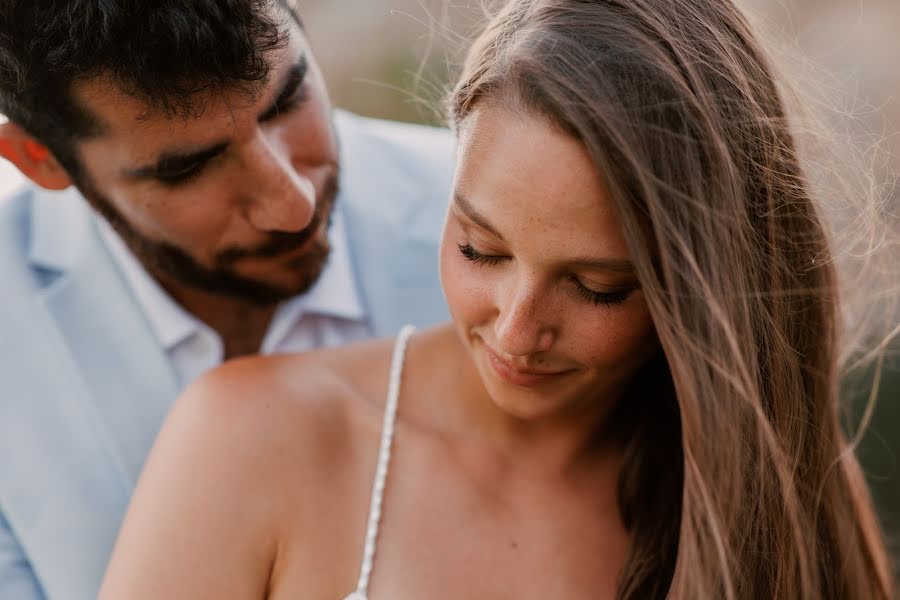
left=455, top=105, right=623, bottom=245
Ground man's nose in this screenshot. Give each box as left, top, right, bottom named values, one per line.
left=241, top=131, right=316, bottom=232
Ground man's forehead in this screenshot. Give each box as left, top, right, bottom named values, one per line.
left=71, top=24, right=307, bottom=147
left=75, top=74, right=259, bottom=137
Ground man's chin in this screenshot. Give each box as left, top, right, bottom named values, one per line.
left=209, top=266, right=328, bottom=306
left=238, top=269, right=328, bottom=305
left=150, top=238, right=331, bottom=307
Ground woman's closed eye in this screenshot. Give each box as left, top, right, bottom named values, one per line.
left=458, top=242, right=634, bottom=307
left=568, top=276, right=633, bottom=306
left=458, top=242, right=509, bottom=266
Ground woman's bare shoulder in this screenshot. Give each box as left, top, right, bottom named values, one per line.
left=174, top=335, right=397, bottom=454
left=100, top=338, right=400, bottom=598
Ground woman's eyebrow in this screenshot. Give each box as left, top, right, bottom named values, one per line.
left=453, top=192, right=505, bottom=241
left=567, top=257, right=636, bottom=274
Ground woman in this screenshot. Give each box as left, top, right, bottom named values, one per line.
left=99, top=0, right=894, bottom=598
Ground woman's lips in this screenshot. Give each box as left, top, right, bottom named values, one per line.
left=483, top=345, right=574, bottom=387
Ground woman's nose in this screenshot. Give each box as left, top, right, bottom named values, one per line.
left=493, top=282, right=555, bottom=357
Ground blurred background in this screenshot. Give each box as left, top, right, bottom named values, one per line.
left=0, top=0, right=897, bottom=580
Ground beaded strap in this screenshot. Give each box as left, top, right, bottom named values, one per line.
left=346, top=325, right=416, bottom=600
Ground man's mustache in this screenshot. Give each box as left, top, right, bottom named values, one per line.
left=213, top=175, right=337, bottom=266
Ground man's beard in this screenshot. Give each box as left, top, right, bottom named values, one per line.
left=81, top=172, right=339, bottom=307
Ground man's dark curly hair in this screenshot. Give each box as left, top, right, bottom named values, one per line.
left=0, top=0, right=296, bottom=178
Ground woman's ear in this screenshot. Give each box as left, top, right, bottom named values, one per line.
left=0, top=121, right=72, bottom=190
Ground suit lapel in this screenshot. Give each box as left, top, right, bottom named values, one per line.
left=0, top=188, right=177, bottom=598
left=39, top=252, right=180, bottom=482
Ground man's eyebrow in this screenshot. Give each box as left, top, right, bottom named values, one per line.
left=258, top=53, right=308, bottom=123
left=124, top=142, right=229, bottom=179
left=453, top=192, right=505, bottom=241
left=122, top=54, right=308, bottom=179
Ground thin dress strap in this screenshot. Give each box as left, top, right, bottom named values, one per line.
left=344, top=325, right=416, bottom=600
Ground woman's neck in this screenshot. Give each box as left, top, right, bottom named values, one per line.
left=414, top=324, right=626, bottom=483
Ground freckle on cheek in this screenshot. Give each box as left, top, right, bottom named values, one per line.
left=445, top=269, right=492, bottom=322
left=583, top=312, right=654, bottom=360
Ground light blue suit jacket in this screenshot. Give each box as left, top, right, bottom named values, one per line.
left=0, top=111, right=455, bottom=599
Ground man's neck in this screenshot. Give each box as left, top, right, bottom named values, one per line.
left=157, top=275, right=278, bottom=360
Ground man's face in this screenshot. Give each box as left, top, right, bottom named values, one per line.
left=71, top=21, right=339, bottom=305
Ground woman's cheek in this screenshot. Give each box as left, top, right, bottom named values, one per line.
left=440, top=251, right=494, bottom=326
left=573, top=299, right=658, bottom=373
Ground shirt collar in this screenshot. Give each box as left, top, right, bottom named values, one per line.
left=97, top=202, right=366, bottom=353
left=260, top=205, right=367, bottom=352
left=292, top=205, right=365, bottom=320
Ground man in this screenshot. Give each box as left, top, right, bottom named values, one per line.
left=0, top=1, right=453, bottom=598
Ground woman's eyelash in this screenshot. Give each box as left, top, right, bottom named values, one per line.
left=458, top=242, right=633, bottom=308
left=570, top=277, right=632, bottom=306
left=457, top=243, right=507, bottom=266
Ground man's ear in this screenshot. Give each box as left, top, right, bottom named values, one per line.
left=0, top=121, right=72, bottom=190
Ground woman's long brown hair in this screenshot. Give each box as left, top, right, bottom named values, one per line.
left=450, top=0, right=895, bottom=597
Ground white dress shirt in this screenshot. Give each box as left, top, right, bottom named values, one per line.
left=97, top=205, right=371, bottom=390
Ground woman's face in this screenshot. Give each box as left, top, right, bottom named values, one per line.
left=440, top=104, right=659, bottom=421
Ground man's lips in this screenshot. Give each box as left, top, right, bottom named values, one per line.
left=228, top=220, right=324, bottom=265
left=483, top=344, right=575, bottom=387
